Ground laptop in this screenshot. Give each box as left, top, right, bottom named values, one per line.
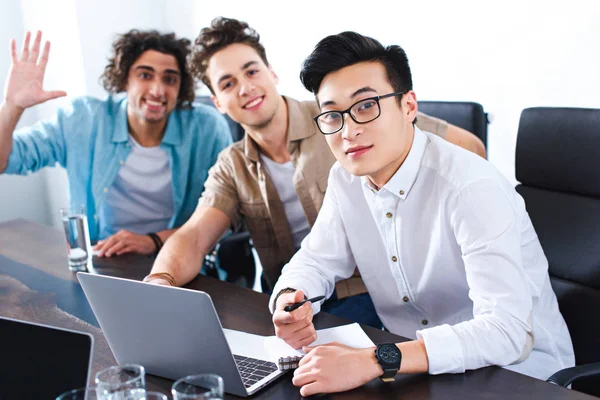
left=77, top=272, right=285, bottom=397
left=0, top=316, right=94, bottom=399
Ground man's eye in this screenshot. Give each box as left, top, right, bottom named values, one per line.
left=248, top=69, right=259, bottom=76
left=164, top=76, right=178, bottom=85
left=140, top=72, right=151, bottom=79
left=222, top=81, right=234, bottom=90
left=323, top=112, right=341, bottom=121
left=357, top=100, right=377, bottom=112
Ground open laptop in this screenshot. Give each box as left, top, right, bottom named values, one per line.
left=0, top=316, right=94, bottom=399
left=77, top=272, right=286, bottom=397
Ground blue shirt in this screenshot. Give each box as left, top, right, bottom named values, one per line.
left=5, top=95, right=232, bottom=241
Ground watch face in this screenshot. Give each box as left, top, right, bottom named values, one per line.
left=378, top=344, right=400, bottom=364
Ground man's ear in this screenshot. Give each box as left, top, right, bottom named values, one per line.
left=404, top=91, right=418, bottom=123
left=210, top=94, right=227, bottom=115
left=268, top=64, right=279, bottom=85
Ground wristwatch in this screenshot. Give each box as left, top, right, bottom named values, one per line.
left=374, top=343, right=402, bottom=382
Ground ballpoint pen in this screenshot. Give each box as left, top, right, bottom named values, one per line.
left=284, top=295, right=325, bottom=312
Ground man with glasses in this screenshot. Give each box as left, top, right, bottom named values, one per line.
left=146, top=17, right=485, bottom=328
left=269, top=32, right=573, bottom=396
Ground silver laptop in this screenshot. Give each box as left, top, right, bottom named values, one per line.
left=77, top=272, right=285, bottom=397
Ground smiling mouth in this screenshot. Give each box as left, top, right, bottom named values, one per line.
left=345, top=145, right=373, bottom=155
left=243, top=96, right=264, bottom=109
left=144, top=99, right=166, bottom=109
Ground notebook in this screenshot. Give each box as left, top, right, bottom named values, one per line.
left=264, top=323, right=375, bottom=370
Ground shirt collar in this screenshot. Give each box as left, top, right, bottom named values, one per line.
left=112, top=97, right=181, bottom=146
left=243, top=96, right=317, bottom=162
left=362, top=127, right=429, bottom=200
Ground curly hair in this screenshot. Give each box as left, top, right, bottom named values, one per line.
left=101, top=30, right=195, bottom=108
left=189, top=17, right=269, bottom=94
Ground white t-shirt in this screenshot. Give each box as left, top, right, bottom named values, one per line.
left=259, top=153, right=311, bottom=249
left=98, top=135, right=173, bottom=238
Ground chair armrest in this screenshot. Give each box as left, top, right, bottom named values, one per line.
left=546, top=362, right=600, bottom=387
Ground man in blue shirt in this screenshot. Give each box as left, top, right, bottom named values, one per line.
left=0, top=30, right=231, bottom=257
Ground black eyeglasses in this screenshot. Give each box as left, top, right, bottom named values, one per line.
left=313, top=91, right=407, bottom=135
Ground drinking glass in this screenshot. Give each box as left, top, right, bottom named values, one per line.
left=56, top=388, right=167, bottom=400
left=95, top=364, right=146, bottom=400
left=60, top=205, right=92, bottom=272
left=171, top=374, right=224, bottom=400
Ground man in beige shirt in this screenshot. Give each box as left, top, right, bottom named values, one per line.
left=146, top=17, right=486, bottom=327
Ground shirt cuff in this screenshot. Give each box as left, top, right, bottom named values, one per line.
left=417, top=324, right=465, bottom=374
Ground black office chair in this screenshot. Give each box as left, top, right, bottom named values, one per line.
left=194, top=96, right=256, bottom=289
left=418, top=101, right=489, bottom=149
left=195, top=96, right=246, bottom=142
left=514, top=107, right=600, bottom=396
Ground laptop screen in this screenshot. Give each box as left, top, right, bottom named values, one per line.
left=0, top=317, right=93, bottom=399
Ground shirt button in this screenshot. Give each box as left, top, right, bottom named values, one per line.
left=391, top=256, right=397, bottom=262
left=103, top=187, right=108, bottom=193
left=399, top=190, right=405, bottom=195
left=422, top=319, right=428, bottom=325
left=119, top=160, right=124, bottom=165
left=403, top=296, right=409, bottom=302
left=386, top=212, right=393, bottom=218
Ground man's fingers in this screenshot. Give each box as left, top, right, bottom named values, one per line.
left=30, top=31, right=41, bottom=62
left=10, top=39, right=18, bottom=63
left=293, top=289, right=305, bottom=303
left=38, top=41, right=50, bottom=69
left=105, top=241, right=127, bottom=257
left=97, top=236, right=117, bottom=257
left=116, top=245, right=133, bottom=256
left=287, top=325, right=317, bottom=349
left=292, top=368, right=317, bottom=387
left=40, top=90, right=67, bottom=103
left=300, top=382, right=324, bottom=397
left=20, top=31, right=30, bottom=62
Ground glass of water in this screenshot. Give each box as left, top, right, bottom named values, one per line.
left=60, top=205, right=92, bottom=272
left=171, top=374, right=223, bottom=400
left=56, top=387, right=100, bottom=400
left=56, top=388, right=166, bottom=400
left=95, top=364, right=146, bottom=399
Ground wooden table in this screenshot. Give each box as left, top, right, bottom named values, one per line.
left=0, top=219, right=593, bottom=399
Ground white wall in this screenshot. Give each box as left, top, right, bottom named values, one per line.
left=1, top=0, right=599, bottom=229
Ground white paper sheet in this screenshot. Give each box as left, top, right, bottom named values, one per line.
left=263, top=323, right=375, bottom=362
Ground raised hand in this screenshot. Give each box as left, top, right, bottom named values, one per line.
left=3, top=31, right=66, bottom=110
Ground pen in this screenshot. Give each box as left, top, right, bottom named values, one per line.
left=284, top=295, right=325, bottom=312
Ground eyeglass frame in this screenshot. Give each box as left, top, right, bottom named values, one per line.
left=313, top=91, right=408, bottom=135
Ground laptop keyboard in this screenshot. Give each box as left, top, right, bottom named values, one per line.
left=233, top=354, right=279, bottom=388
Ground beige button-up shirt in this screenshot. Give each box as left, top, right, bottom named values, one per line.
left=199, top=96, right=447, bottom=296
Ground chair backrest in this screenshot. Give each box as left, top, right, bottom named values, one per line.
left=515, top=107, right=600, bottom=393
left=194, top=96, right=246, bottom=142
left=418, top=101, right=489, bottom=148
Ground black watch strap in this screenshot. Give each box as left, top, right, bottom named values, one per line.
left=375, top=343, right=402, bottom=382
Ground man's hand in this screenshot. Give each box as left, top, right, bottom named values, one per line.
left=273, top=290, right=317, bottom=349
left=93, top=230, right=156, bottom=257
left=292, top=343, right=382, bottom=396
left=3, top=31, right=66, bottom=110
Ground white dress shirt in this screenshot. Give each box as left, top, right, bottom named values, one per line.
left=270, top=128, right=574, bottom=380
